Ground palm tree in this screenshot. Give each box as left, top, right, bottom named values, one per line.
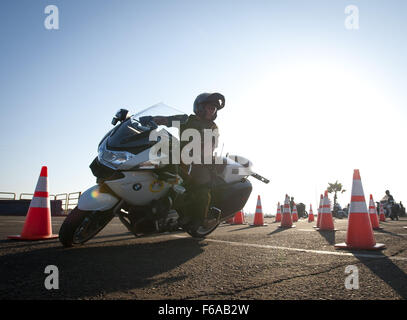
left=327, top=181, right=346, bottom=208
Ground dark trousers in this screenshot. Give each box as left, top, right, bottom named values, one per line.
left=176, top=164, right=213, bottom=224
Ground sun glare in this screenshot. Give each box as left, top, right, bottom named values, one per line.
left=226, top=58, right=402, bottom=212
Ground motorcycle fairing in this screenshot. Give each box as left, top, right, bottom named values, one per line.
left=78, top=185, right=120, bottom=211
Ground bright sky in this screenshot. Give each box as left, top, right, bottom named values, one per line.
left=1, top=0, right=406, bottom=214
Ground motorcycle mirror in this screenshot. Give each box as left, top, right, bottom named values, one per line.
left=111, top=109, right=129, bottom=125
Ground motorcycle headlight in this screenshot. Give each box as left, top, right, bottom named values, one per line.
left=98, top=139, right=137, bottom=169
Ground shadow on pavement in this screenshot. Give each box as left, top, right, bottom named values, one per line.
left=317, top=230, right=336, bottom=245
left=374, top=229, right=406, bottom=239
left=355, top=253, right=407, bottom=299
left=268, top=227, right=291, bottom=236
left=0, top=237, right=205, bottom=299
left=0, top=232, right=134, bottom=250
left=227, top=225, right=252, bottom=232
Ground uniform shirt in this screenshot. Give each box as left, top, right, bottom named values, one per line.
left=166, top=114, right=219, bottom=165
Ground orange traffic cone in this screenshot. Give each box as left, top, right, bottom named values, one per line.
left=314, top=194, right=323, bottom=228
left=292, top=202, right=298, bottom=222
left=318, top=191, right=336, bottom=231
left=8, top=166, right=58, bottom=240
left=232, top=211, right=245, bottom=225
left=379, top=202, right=386, bottom=222
left=308, top=204, right=314, bottom=222
left=279, top=194, right=295, bottom=228
left=369, top=194, right=382, bottom=230
left=226, top=216, right=234, bottom=224
left=335, top=170, right=385, bottom=250
left=251, top=195, right=268, bottom=226
left=274, top=202, right=282, bottom=222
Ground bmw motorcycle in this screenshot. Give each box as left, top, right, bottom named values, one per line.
left=59, top=103, right=269, bottom=247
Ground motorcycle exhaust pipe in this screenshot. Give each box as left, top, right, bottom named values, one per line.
left=113, top=199, right=125, bottom=216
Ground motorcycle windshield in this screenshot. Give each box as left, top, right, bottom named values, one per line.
left=107, top=103, right=187, bottom=152
left=133, top=102, right=187, bottom=119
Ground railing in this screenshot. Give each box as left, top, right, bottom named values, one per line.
left=1, top=191, right=82, bottom=213
left=55, top=192, right=82, bottom=211
left=19, top=194, right=58, bottom=200
left=19, top=193, right=33, bottom=200
left=67, top=192, right=81, bottom=211
left=0, top=192, right=16, bottom=200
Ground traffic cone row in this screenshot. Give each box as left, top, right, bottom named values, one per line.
left=225, top=171, right=388, bottom=254
left=8, top=166, right=58, bottom=241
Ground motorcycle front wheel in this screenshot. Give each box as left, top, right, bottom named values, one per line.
left=59, top=207, right=114, bottom=247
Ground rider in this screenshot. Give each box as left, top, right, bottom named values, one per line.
left=383, top=190, right=396, bottom=219
left=385, top=190, right=394, bottom=204
left=153, top=92, right=225, bottom=229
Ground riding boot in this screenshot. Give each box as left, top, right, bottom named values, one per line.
left=189, top=186, right=211, bottom=228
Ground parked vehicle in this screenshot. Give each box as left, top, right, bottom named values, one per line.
left=332, top=203, right=347, bottom=219
left=296, top=203, right=308, bottom=218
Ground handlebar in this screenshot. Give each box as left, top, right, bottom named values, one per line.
left=139, top=116, right=158, bottom=129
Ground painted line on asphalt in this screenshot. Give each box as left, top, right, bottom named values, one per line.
left=296, top=229, right=407, bottom=236
left=171, top=235, right=407, bottom=262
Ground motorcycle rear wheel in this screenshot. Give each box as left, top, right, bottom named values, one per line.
left=186, top=220, right=220, bottom=238
left=59, top=207, right=114, bottom=247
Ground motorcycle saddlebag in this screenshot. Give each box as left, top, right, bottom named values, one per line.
left=212, top=178, right=252, bottom=218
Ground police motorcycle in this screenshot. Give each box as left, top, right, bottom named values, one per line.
left=59, top=104, right=269, bottom=247
left=380, top=196, right=400, bottom=221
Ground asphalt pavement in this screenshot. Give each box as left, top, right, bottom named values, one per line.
left=1, top=215, right=407, bottom=300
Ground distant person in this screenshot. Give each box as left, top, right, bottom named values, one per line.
left=290, top=197, right=295, bottom=211
left=384, top=190, right=394, bottom=204
left=383, top=190, right=398, bottom=220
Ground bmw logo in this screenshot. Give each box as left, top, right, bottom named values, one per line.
left=133, top=183, right=142, bottom=191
